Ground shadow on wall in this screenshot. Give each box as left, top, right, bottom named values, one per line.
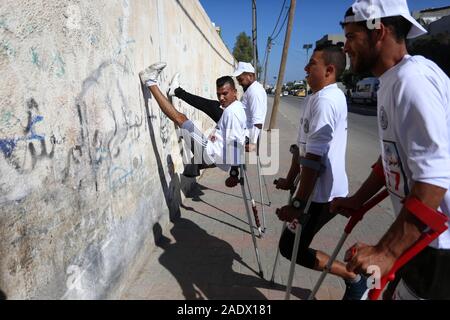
left=141, top=82, right=200, bottom=224
left=152, top=218, right=312, bottom=300
left=141, top=83, right=183, bottom=223
left=0, top=289, right=6, bottom=300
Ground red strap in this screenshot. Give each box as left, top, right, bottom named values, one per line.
left=371, top=161, right=385, bottom=182
left=404, top=197, right=448, bottom=233
left=368, top=198, right=448, bottom=300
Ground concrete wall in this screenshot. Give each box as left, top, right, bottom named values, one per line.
left=0, top=0, right=235, bottom=299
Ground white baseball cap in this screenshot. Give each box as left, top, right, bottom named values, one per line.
left=233, top=62, right=255, bottom=77
left=343, top=0, right=427, bottom=39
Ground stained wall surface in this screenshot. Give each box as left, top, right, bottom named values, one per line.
left=0, top=0, right=235, bottom=299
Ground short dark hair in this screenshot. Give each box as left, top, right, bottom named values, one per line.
left=314, top=44, right=347, bottom=80
left=216, top=76, right=236, bottom=89
left=341, top=7, right=412, bottom=42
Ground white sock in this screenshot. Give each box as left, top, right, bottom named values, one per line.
left=145, top=79, right=158, bottom=87
left=347, top=274, right=361, bottom=284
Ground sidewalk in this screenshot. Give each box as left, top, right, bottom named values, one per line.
left=121, top=97, right=394, bottom=300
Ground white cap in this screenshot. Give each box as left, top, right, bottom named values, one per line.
left=233, top=62, right=255, bottom=77
left=343, top=0, right=427, bottom=39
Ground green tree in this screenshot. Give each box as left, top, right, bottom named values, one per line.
left=233, top=32, right=253, bottom=63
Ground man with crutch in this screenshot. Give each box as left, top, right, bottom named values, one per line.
left=274, top=44, right=368, bottom=300
left=167, top=62, right=270, bottom=235
left=139, top=62, right=265, bottom=278
left=232, top=62, right=269, bottom=235
left=332, top=0, right=450, bottom=300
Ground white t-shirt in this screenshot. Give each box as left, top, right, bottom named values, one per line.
left=242, top=81, right=268, bottom=140
left=296, top=83, right=349, bottom=203
left=377, top=55, right=450, bottom=249
left=206, top=100, right=247, bottom=171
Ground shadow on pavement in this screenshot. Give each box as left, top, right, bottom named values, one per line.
left=153, top=220, right=311, bottom=300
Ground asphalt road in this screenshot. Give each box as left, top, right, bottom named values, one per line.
left=267, top=95, right=382, bottom=191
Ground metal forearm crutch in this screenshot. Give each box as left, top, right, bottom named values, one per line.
left=367, top=199, right=448, bottom=300
left=283, top=169, right=321, bottom=300
left=256, top=155, right=267, bottom=234
left=270, top=144, right=301, bottom=284
left=269, top=174, right=300, bottom=284
left=239, top=164, right=264, bottom=278
left=242, top=165, right=264, bottom=238
left=261, top=167, right=272, bottom=207
left=307, top=189, right=390, bottom=300
left=256, top=138, right=271, bottom=208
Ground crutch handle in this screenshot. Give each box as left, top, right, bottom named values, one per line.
left=368, top=208, right=448, bottom=300
left=368, top=231, right=441, bottom=300
left=344, top=189, right=389, bottom=234
left=344, top=246, right=358, bottom=262
left=274, top=178, right=297, bottom=194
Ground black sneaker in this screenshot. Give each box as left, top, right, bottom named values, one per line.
left=225, top=167, right=240, bottom=188
left=182, top=164, right=200, bottom=178
left=342, top=275, right=368, bottom=300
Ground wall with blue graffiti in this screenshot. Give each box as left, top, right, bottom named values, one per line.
left=0, top=0, right=235, bottom=299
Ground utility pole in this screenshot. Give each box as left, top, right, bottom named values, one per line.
left=303, top=44, right=312, bottom=96
left=303, top=44, right=312, bottom=65
left=268, top=0, right=297, bottom=131
left=252, top=0, right=258, bottom=79
left=263, top=37, right=273, bottom=89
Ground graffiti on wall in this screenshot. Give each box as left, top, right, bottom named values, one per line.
left=0, top=98, right=55, bottom=172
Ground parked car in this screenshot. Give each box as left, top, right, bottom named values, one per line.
left=350, top=77, right=380, bottom=105
left=294, top=88, right=306, bottom=97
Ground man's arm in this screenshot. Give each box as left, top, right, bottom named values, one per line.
left=275, top=152, right=321, bottom=222
left=331, top=156, right=386, bottom=216
left=346, top=181, right=447, bottom=276
left=295, top=153, right=321, bottom=201
left=246, top=124, right=261, bottom=152
left=275, top=148, right=300, bottom=190
left=246, top=88, right=267, bottom=146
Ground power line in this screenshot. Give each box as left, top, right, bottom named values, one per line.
left=269, top=0, right=287, bottom=39
left=271, top=7, right=289, bottom=42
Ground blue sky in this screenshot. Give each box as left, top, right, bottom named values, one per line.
left=199, top=0, right=450, bottom=85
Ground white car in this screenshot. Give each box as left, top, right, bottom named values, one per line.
left=350, top=77, right=380, bottom=105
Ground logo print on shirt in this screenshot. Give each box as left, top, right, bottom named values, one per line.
left=304, top=119, right=310, bottom=134
left=382, top=140, right=408, bottom=199
left=380, top=106, right=388, bottom=130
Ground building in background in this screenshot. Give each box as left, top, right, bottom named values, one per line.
left=413, top=5, right=450, bottom=27
left=315, top=34, right=350, bottom=70
left=315, top=34, right=345, bottom=47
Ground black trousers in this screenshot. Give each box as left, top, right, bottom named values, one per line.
left=174, top=87, right=223, bottom=123
left=396, top=246, right=450, bottom=299
left=278, top=202, right=335, bottom=269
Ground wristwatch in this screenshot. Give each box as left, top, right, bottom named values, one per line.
left=291, top=197, right=307, bottom=211
left=229, top=167, right=239, bottom=177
